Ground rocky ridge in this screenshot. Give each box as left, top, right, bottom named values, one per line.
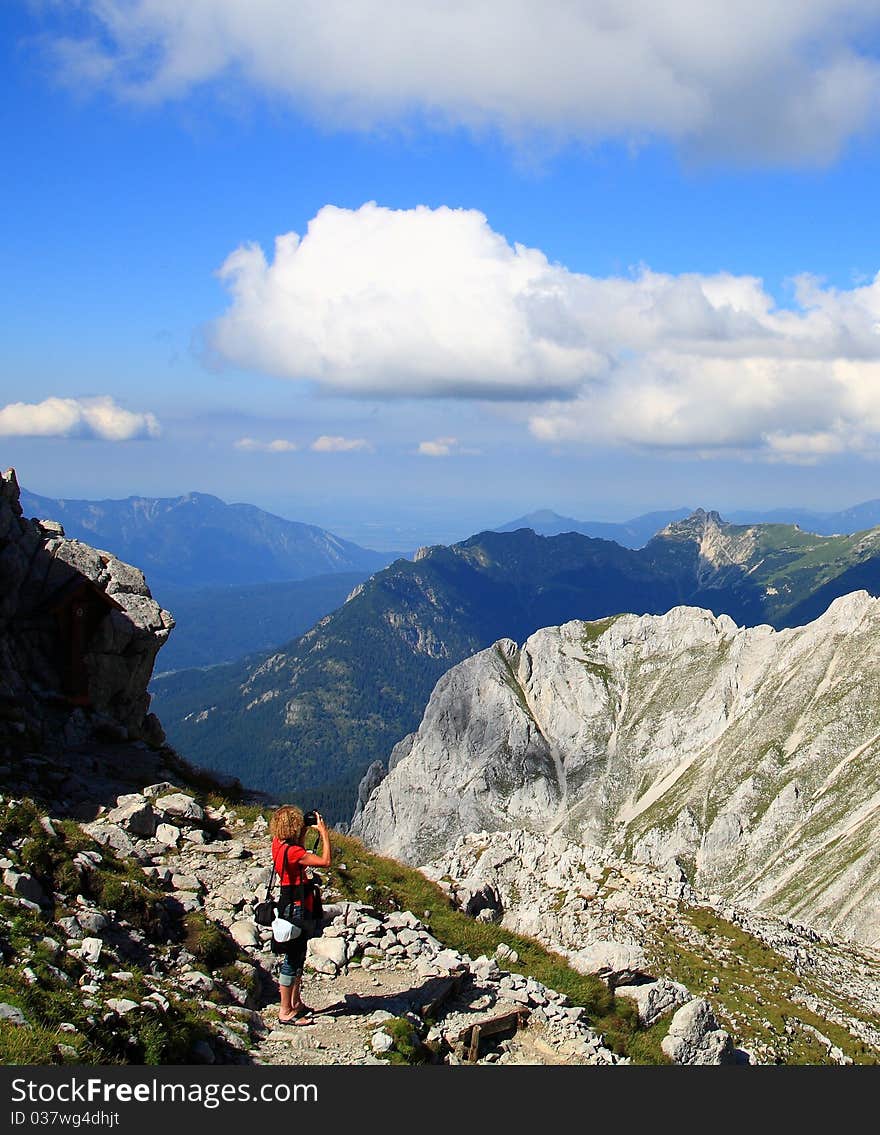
left=0, top=468, right=172, bottom=754
left=352, top=594, right=880, bottom=946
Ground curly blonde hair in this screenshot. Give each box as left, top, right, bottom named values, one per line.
left=269, top=804, right=305, bottom=843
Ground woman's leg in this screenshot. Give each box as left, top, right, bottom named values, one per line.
left=278, top=957, right=295, bottom=1019
left=287, top=939, right=311, bottom=1016
left=279, top=941, right=312, bottom=1022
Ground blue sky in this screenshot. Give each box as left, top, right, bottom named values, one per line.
left=4, top=2, right=880, bottom=549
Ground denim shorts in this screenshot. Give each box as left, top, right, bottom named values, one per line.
left=278, top=935, right=308, bottom=984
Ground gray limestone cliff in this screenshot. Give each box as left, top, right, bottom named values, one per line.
left=351, top=592, right=880, bottom=946
left=0, top=467, right=174, bottom=753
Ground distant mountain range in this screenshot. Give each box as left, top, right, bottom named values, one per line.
left=726, top=500, right=880, bottom=534
left=150, top=509, right=880, bottom=820
left=494, top=508, right=692, bottom=547
left=496, top=500, right=880, bottom=547
left=19, top=489, right=396, bottom=592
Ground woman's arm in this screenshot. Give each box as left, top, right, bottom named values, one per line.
left=298, top=812, right=332, bottom=867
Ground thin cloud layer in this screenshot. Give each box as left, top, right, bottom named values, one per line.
left=49, top=1, right=880, bottom=163
left=417, top=437, right=460, bottom=458
left=310, top=435, right=372, bottom=452
left=234, top=437, right=298, bottom=452
left=0, top=396, right=160, bottom=441
left=211, top=202, right=880, bottom=461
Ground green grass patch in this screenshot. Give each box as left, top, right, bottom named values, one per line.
left=182, top=912, right=239, bottom=969
left=0, top=799, right=44, bottom=843
left=580, top=658, right=612, bottom=686
left=617, top=1012, right=674, bottom=1066
left=88, top=870, right=169, bottom=941
left=375, top=1016, right=429, bottom=1065
left=0, top=927, right=210, bottom=1065
left=581, top=616, right=618, bottom=645
left=649, top=905, right=880, bottom=1065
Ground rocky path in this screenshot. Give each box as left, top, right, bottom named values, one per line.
left=22, top=746, right=628, bottom=1067
left=175, top=821, right=627, bottom=1067
left=3, top=744, right=635, bottom=1066
left=252, top=959, right=620, bottom=1067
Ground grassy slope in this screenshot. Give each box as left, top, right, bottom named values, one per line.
left=0, top=798, right=225, bottom=1065
left=320, top=831, right=880, bottom=1064
left=646, top=906, right=880, bottom=1065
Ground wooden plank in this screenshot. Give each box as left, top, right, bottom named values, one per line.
left=478, top=1008, right=530, bottom=1038
left=457, top=1008, right=530, bottom=1043
left=457, top=1008, right=531, bottom=1062
left=466, top=1024, right=482, bottom=1064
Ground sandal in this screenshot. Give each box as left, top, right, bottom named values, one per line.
left=278, top=1006, right=313, bottom=1026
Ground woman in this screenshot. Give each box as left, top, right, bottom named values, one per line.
left=268, top=804, right=331, bottom=1025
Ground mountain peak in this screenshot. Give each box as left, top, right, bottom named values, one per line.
left=656, top=508, right=726, bottom=539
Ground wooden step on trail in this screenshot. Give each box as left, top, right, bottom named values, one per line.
left=456, top=1007, right=531, bottom=1063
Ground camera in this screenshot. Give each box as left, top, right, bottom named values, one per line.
left=303, top=810, right=318, bottom=827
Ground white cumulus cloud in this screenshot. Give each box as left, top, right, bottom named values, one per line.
left=209, top=201, right=880, bottom=461
left=310, top=435, right=372, bottom=452
left=47, top=1, right=880, bottom=164
left=210, top=202, right=604, bottom=399
left=527, top=353, right=880, bottom=461
left=234, top=436, right=299, bottom=452
left=0, top=396, right=160, bottom=441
